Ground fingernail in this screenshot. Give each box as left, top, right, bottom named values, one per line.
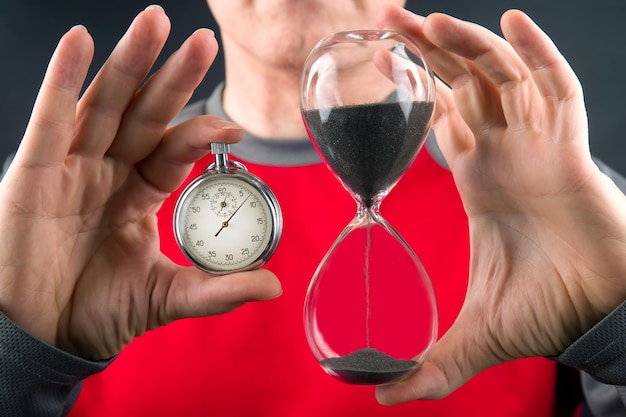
left=145, top=4, right=165, bottom=13
left=194, top=28, right=215, bottom=37
left=70, top=24, right=88, bottom=33
left=211, top=119, right=242, bottom=130
left=264, top=289, right=283, bottom=301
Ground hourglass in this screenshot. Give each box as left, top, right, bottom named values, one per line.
left=300, top=30, right=437, bottom=385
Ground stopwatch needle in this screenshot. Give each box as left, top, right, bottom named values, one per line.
left=218, top=193, right=229, bottom=212
left=215, top=194, right=251, bottom=237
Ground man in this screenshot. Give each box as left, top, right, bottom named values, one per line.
left=0, top=2, right=624, bottom=416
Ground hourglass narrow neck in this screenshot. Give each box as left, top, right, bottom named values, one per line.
left=356, top=196, right=383, bottom=220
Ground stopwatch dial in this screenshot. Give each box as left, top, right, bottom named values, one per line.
left=176, top=175, right=275, bottom=273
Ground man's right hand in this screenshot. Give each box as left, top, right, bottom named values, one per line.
left=0, top=5, right=281, bottom=361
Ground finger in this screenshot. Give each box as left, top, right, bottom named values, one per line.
left=372, top=50, right=421, bottom=101
left=377, top=6, right=470, bottom=85
left=70, top=6, right=171, bottom=157
left=501, top=10, right=582, bottom=102
left=424, top=13, right=528, bottom=89
left=376, top=309, right=495, bottom=403
left=377, top=7, right=476, bottom=157
left=376, top=354, right=457, bottom=403
left=422, top=13, right=542, bottom=131
left=430, top=76, right=476, bottom=160
left=17, top=25, right=94, bottom=166
left=164, top=266, right=283, bottom=322
left=137, top=116, right=243, bottom=193
left=107, top=28, right=219, bottom=165
left=378, top=7, right=505, bottom=136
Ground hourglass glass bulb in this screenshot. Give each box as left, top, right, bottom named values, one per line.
left=301, top=31, right=435, bottom=208
left=300, top=30, right=437, bottom=385
left=305, top=205, right=437, bottom=385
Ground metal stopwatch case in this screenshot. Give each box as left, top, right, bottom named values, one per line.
left=173, top=143, right=283, bottom=275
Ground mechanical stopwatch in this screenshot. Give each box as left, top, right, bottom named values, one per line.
left=173, top=143, right=283, bottom=275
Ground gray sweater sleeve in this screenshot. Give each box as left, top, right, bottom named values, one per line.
left=556, top=301, right=626, bottom=411
left=556, top=300, right=626, bottom=385
left=0, top=313, right=112, bottom=417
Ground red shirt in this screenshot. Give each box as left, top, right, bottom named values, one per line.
left=69, top=147, right=557, bottom=416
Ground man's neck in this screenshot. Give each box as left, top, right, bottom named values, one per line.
left=220, top=39, right=308, bottom=140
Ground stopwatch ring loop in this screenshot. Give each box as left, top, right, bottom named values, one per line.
left=206, top=160, right=248, bottom=173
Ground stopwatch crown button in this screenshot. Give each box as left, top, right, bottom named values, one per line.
left=211, top=143, right=230, bottom=155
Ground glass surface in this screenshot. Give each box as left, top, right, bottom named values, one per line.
left=300, top=30, right=438, bottom=385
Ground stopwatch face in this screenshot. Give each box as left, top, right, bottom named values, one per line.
left=174, top=171, right=282, bottom=274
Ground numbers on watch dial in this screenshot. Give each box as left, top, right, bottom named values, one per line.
left=175, top=173, right=277, bottom=273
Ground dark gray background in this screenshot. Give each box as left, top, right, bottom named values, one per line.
left=2, top=0, right=624, bottom=174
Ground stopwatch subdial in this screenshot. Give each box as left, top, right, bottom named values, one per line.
left=209, top=191, right=238, bottom=218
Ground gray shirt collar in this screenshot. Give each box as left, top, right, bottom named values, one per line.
left=203, top=82, right=448, bottom=170
left=205, top=83, right=321, bottom=166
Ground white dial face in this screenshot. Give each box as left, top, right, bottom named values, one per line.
left=176, top=174, right=275, bottom=273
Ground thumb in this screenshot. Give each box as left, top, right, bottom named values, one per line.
left=166, top=267, right=283, bottom=321
left=376, top=308, right=499, bottom=404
